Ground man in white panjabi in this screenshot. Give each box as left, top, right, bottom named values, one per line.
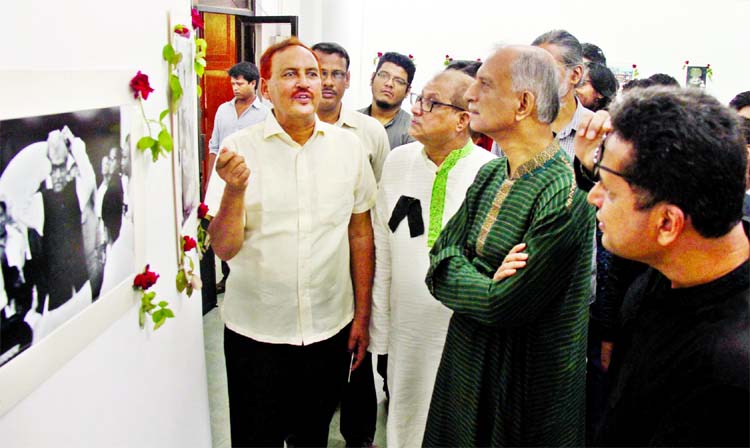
left=369, top=69, right=495, bottom=447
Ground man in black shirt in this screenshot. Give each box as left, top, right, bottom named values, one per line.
left=575, top=86, right=749, bottom=446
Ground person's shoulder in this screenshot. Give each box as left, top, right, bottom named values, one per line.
left=388, top=141, right=421, bottom=159
left=467, top=145, right=497, bottom=163
left=380, top=142, right=421, bottom=182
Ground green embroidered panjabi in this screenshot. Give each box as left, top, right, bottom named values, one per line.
left=423, top=142, right=595, bottom=447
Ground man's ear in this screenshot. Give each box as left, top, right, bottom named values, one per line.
left=655, top=204, right=685, bottom=247
left=571, top=64, right=584, bottom=87
left=515, top=91, right=535, bottom=121
left=260, top=78, right=270, bottom=100
left=370, top=72, right=375, bottom=86
left=345, top=70, right=351, bottom=90
left=456, top=111, right=471, bottom=133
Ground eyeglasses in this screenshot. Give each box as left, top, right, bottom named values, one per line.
left=592, top=143, right=632, bottom=182
left=321, top=69, right=347, bottom=81
left=409, top=93, right=466, bottom=113
left=375, top=70, right=408, bottom=87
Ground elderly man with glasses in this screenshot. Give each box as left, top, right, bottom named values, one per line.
left=368, top=69, right=495, bottom=448
left=360, top=51, right=416, bottom=150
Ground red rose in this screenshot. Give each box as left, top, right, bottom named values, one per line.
left=632, top=64, right=637, bottom=68
left=408, top=54, right=414, bottom=59
left=174, top=24, right=191, bottom=38
left=183, top=235, right=197, bottom=252
left=377, top=52, right=383, bottom=57
left=706, top=63, right=711, bottom=68
left=130, top=71, right=154, bottom=100
left=134, top=264, right=159, bottom=290
left=684, top=60, right=689, bottom=64
left=197, top=203, right=209, bottom=219
left=191, top=8, right=204, bottom=30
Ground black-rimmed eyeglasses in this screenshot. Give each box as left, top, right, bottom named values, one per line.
left=593, top=143, right=632, bottom=182
left=409, top=93, right=466, bottom=113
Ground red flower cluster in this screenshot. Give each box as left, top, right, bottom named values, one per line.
left=130, top=71, right=154, bottom=100
left=174, top=24, right=191, bottom=38
left=191, top=8, right=204, bottom=30
left=183, top=235, right=197, bottom=252
left=197, top=203, right=209, bottom=219
left=134, top=264, right=160, bottom=290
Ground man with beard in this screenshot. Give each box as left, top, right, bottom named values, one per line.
left=205, top=38, right=377, bottom=447
left=312, top=41, right=388, bottom=448
left=360, top=51, right=416, bottom=150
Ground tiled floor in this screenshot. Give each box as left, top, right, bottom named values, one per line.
left=203, top=298, right=388, bottom=448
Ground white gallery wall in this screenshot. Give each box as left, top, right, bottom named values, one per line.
left=274, top=0, right=750, bottom=109
left=0, top=0, right=211, bottom=447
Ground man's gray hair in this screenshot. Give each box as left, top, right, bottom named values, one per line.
left=509, top=48, right=560, bottom=124
left=531, top=29, right=583, bottom=68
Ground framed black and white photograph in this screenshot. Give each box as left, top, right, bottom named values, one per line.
left=173, top=20, right=200, bottom=230
left=0, top=106, right=135, bottom=368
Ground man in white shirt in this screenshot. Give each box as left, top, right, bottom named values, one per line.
left=312, top=41, right=389, bottom=448
left=205, top=37, right=377, bottom=447
left=206, top=61, right=268, bottom=293
left=369, top=70, right=495, bottom=447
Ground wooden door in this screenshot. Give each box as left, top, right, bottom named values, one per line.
left=199, top=12, right=236, bottom=197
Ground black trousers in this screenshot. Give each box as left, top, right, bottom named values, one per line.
left=339, top=352, right=377, bottom=445
left=224, top=324, right=351, bottom=447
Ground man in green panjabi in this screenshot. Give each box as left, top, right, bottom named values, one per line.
left=423, top=45, right=595, bottom=446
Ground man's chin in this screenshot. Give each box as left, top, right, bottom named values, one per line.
left=375, top=99, right=398, bottom=110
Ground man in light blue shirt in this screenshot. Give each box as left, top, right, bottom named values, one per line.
left=206, top=61, right=268, bottom=294
left=206, top=61, right=269, bottom=189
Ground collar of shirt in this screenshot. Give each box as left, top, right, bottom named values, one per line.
left=555, top=97, right=588, bottom=141
left=263, top=110, right=326, bottom=145
left=359, top=105, right=407, bottom=128
left=336, top=107, right=362, bottom=130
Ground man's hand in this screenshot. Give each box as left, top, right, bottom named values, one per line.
left=215, top=147, right=250, bottom=193
left=493, top=243, right=528, bottom=281
left=574, top=110, right=613, bottom=172
left=348, top=318, right=369, bottom=371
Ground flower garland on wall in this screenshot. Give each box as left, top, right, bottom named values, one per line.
left=129, top=8, right=207, bottom=331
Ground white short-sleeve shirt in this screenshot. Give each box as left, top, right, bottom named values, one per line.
left=205, top=112, right=377, bottom=345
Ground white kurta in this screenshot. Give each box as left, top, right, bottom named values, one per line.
left=370, top=141, right=495, bottom=448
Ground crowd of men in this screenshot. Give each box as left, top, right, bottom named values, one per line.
left=203, top=29, right=749, bottom=447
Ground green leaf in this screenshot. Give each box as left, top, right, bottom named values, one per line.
left=162, top=308, right=175, bottom=318
left=194, top=61, right=205, bottom=77
left=139, top=307, right=145, bottom=328
left=150, top=141, right=161, bottom=162
left=195, top=57, right=207, bottom=67
left=173, top=52, right=183, bottom=65
left=195, top=38, right=207, bottom=56
left=137, top=136, right=156, bottom=150
left=169, top=74, right=183, bottom=108
left=159, top=108, right=169, bottom=122
left=188, top=256, right=195, bottom=271
left=196, top=84, right=203, bottom=97
left=158, top=301, right=168, bottom=307
left=162, top=44, right=176, bottom=63
left=176, top=269, right=188, bottom=292
left=153, top=315, right=166, bottom=330
left=186, top=285, right=193, bottom=297
left=158, top=128, right=173, bottom=153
